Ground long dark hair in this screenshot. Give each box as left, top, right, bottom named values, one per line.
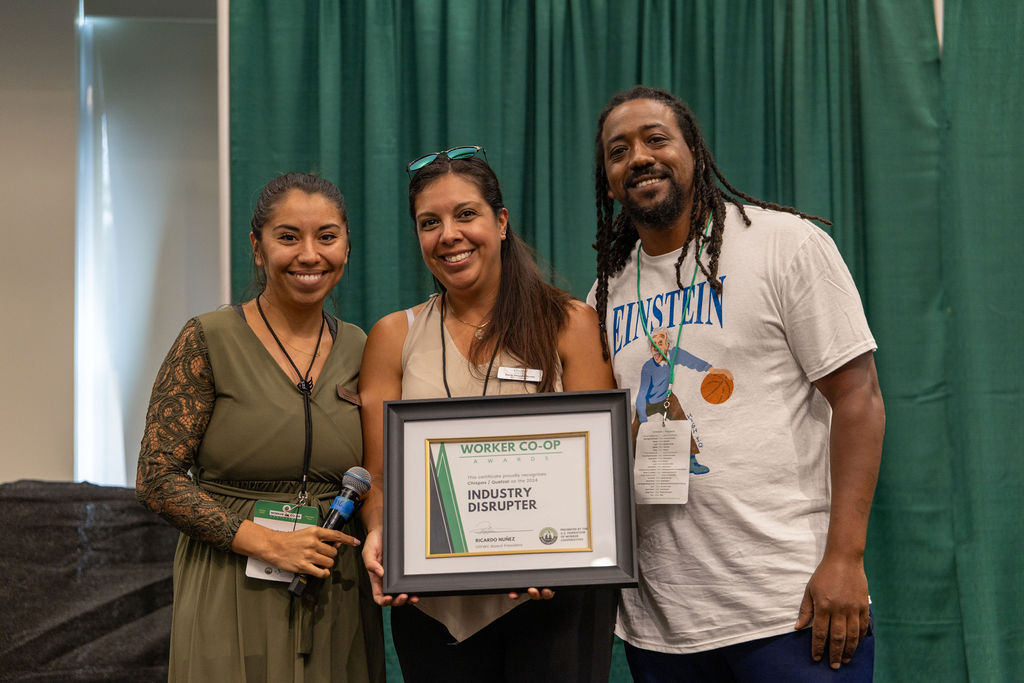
left=409, top=157, right=570, bottom=393
left=592, top=85, right=829, bottom=357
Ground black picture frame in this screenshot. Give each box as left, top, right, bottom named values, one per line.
left=382, top=389, right=637, bottom=596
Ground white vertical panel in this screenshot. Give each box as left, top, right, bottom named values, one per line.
left=75, top=16, right=219, bottom=485
left=218, top=0, right=230, bottom=305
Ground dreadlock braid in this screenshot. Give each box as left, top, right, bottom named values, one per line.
left=591, top=85, right=830, bottom=359
left=593, top=160, right=641, bottom=357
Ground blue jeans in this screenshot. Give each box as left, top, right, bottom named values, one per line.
left=624, top=616, right=874, bottom=683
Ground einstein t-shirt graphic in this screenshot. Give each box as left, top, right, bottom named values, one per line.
left=632, top=327, right=734, bottom=474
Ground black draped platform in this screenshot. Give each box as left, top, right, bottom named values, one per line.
left=0, top=480, right=178, bottom=682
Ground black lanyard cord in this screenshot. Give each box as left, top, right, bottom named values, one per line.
left=439, top=292, right=498, bottom=399
left=256, top=294, right=327, bottom=504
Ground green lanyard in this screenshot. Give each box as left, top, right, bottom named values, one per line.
left=635, top=215, right=713, bottom=408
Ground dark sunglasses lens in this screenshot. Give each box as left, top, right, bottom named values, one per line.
left=447, top=146, right=479, bottom=160
left=408, top=153, right=439, bottom=172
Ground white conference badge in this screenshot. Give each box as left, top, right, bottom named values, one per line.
left=245, top=500, right=319, bottom=582
left=634, top=416, right=691, bottom=504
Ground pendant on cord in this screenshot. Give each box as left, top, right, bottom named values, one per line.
left=297, top=378, right=313, bottom=393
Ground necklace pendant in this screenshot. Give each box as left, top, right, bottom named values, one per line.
left=297, top=378, right=313, bottom=393
left=474, top=328, right=485, bottom=340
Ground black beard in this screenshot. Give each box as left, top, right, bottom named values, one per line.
left=620, top=179, right=686, bottom=230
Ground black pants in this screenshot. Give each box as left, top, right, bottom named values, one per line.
left=391, top=589, right=618, bottom=682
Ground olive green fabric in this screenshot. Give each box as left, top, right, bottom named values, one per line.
left=168, top=309, right=382, bottom=682
left=230, top=1, right=1022, bottom=680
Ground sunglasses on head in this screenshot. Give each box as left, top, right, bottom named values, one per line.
left=406, top=146, right=487, bottom=177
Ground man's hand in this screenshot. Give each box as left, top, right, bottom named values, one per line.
left=798, top=351, right=883, bottom=669
left=795, top=552, right=871, bottom=669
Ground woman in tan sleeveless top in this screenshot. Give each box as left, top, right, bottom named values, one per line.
left=359, top=152, right=618, bottom=681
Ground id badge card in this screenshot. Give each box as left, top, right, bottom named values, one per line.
left=497, top=366, right=543, bottom=383
left=634, top=418, right=691, bottom=504
left=244, top=500, right=319, bottom=582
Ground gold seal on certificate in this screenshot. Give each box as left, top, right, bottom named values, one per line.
left=425, top=432, right=592, bottom=557
left=382, top=390, right=638, bottom=595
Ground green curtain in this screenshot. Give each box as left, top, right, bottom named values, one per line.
left=938, top=0, right=1024, bottom=678
left=852, top=1, right=965, bottom=678
left=230, top=0, right=862, bottom=321
left=230, top=1, right=1023, bottom=680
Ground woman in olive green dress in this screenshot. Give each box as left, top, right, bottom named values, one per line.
left=136, top=173, right=384, bottom=682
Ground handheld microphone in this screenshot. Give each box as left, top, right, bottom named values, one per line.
left=288, top=466, right=372, bottom=597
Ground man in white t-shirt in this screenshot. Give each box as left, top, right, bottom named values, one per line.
left=586, top=85, right=884, bottom=681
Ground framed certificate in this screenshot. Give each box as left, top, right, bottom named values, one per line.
left=382, top=389, right=637, bottom=595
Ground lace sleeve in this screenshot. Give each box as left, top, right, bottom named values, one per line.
left=135, top=317, right=243, bottom=551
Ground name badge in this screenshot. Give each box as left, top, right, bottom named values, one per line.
left=634, top=419, right=691, bottom=504
left=497, top=366, right=543, bottom=383
left=244, top=500, right=319, bottom=582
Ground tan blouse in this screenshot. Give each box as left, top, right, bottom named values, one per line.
left=400, top=294, right=562, bottom=641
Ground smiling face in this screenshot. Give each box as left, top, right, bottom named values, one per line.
left=601, top=98, right=696, bottom=237
left=250, top=188, right=349, bottom=310
left=413, top=173, right=508, bottom=300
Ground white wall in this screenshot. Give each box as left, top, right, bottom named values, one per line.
left=0, top=1, right=220, bottom=485
left=77, top=16, right=221, bottom=486
left=0, top=1, right=79, bottom=482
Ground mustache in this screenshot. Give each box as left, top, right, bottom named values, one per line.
left=625, top=165, right=671, bottom=188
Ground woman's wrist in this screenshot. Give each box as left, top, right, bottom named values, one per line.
left=230, top=519, right=271, bottom=561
